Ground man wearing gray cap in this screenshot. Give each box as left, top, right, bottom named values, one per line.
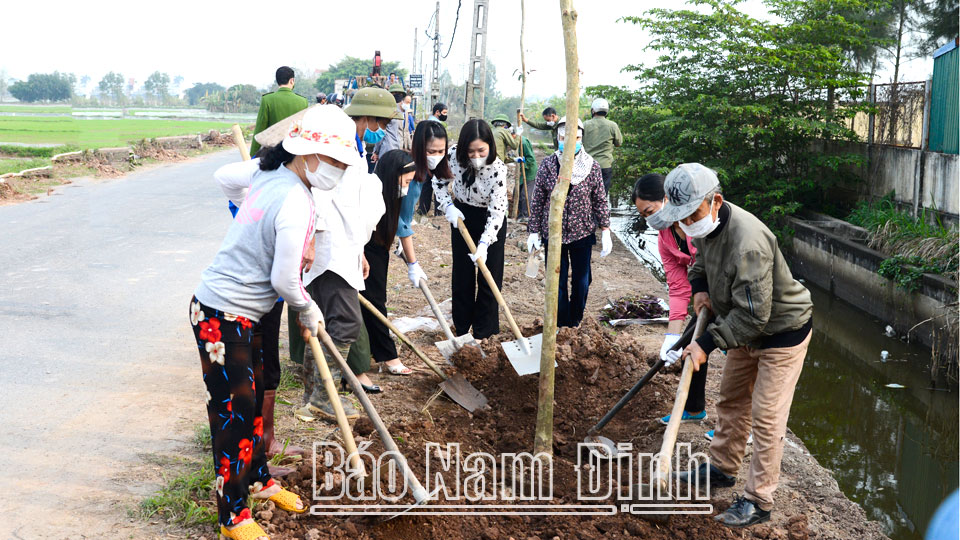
left=661, top=163, right=813, bottom=528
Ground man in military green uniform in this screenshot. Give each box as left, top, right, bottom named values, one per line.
left=491, top=114, right=520, bottom=161
left=250, top=66, right=308, bottom=156
left=517, top=135, right=538, bottom=219
left=520, top=107, right=560, bottom=150
left=582, top=98, right=623, bottom=196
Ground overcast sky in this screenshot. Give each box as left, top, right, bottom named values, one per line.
left=2, top=0, right=935, bottom=98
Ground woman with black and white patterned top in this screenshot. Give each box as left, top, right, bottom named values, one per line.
left=432, top=119, right=509, bottom=339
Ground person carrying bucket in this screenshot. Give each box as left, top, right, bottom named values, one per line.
left=433, top=119, right=508, bottom=340
left=190, top=105, right=361, bottom=539
left=526, top=116, right=612, bottom=328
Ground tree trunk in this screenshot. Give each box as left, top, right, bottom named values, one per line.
left=533, top=0, right=579, bottom=458
left=510, top=0, right=528, bottom=219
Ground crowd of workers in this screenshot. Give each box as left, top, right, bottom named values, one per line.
left=190, top=65, right=814, bottom=538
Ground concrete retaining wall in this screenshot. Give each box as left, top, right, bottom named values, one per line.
left=786, top=215, right=957, bottom=360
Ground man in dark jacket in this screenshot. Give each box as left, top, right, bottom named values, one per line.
left=660, top=163, right=813, bottom=528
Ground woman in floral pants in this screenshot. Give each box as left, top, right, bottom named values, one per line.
left=190, top=106, right=362, bottom=539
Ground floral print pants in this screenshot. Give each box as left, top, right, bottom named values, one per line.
left=189, top=297, right=272, bottom=527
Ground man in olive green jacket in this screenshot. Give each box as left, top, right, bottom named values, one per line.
left=582, top=98, right=623, bottom=195
left=491, top=114, right=520, bottom=161
left=659, top=163, right=813, bottom=529
left=520, top=107, right=560, bottom=150
left=250, top=66, right=309, bottom=155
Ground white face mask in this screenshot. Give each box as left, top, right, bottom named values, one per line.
left=679, top=200, right=721, bottom=238
left=470, top=157, right=487, bottom=170
left=546, top=121, right=556, bottom=127
left=305, top=158, right=345, bottom=191
left=399, top=183, right=409, bottom=198
left=426, top=154, right=443, bottom=170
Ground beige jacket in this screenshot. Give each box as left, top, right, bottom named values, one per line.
left=688, top=202, right=812, bottom=351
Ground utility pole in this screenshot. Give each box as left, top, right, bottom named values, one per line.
left=464, top=0, right=489, bottom=119
left=430, top=1, right=441, bottom=111
left=412, top=27, right=419, bottom=114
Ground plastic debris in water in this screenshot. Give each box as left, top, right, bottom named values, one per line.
left=884, top=325, right=896, bottom=337
left=885, top=383, right=905, bottom=389
left=880, top=350, right=890, bottom=361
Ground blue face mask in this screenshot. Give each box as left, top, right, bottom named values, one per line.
left=364, top=127, right=386, bottom=144
left=558, top=141, right=582, bottom=154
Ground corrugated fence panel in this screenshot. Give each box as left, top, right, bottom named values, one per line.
left=930, top=43, right=958, bottom=155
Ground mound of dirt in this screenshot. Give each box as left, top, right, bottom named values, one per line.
left=263, top=320, right=755, bottom=540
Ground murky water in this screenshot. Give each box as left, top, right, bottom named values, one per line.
left=611, top=215, right=958, bottom=540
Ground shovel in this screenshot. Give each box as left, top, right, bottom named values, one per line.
left=583, top=312, right=704, bottom=460
left=456, top=217, right=543, bottom=376
left=394, top=248, right=482, bottom=362
left=315, top=326, right=432, bottom=512
left=642, top=307, right=710, bottom=524
left=358, top=294, right=488, bottom=412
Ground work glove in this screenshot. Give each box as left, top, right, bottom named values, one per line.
left=600, top=229, right=613, bottom=257
left=526, top=233, right=541, bottom=253
left=407, top=261, right=428, bottom=288
left=515, top=125, right=524, bottom=136
left=660, top=333, right=681, bottom=364
left=298, top=300, right=324, bottom=337
left=664, top=348, right=682, bottom=367
left=444, top=203, right=466, bottom=227
left=468, top=241, right=489, bottom=266
left=515, top=156, right=525, bottom=164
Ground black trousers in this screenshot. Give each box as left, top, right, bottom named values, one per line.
left=451, top=201, right=507, bottom=340
left=601, top=167, right=613, bottom=195
left=685, top=360, right=708, bottom=413
left=517, top=178, right=532, bottom=219
left=550, top=233, right=595, bottom=328
left=360, top=242, right=399, bottom=362
left=257, top=300, right=284, bottom=391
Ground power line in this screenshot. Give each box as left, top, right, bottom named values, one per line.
left=442, top=0, right=463, bottom=59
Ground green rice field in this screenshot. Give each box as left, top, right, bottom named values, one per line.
left=0, top=115, right=235, bottom=149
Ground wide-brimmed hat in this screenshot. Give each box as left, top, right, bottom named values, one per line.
left=280, top=105, right=362, bottom=167
left=344, top=87, right=403, bottom=120
left=492, top=113, right=512, bottom=127
left=656, top=163, right=720, bottom=223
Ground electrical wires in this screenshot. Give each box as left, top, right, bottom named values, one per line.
left=442, top=0, right=462, bottom=59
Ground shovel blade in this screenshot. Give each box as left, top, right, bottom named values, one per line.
left=439, top=373, right=488, bottom=412
left=502, top=333, right=548, bottom=376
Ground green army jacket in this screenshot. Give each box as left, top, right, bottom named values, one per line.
left=250, top=87, right=309, bottom=155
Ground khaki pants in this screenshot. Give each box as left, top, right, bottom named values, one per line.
left=709, top=331, right=811, bottom=510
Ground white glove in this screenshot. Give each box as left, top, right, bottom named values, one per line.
left=468, top=241, right=489, bottom=266
left=444, top=203, right=466, bottom=227
left=407, top=261, right=428, bottom=287
left=664, top=348, right=682, bottom=367
left=660, top=333, right=681, bottom=363
left=600, top=229, right=613, bottom=257
left=298, top=300, right=324, bottom=337
left=515, top=125, right=524, bottom=136
left=526, top=233, right=541, bottom=253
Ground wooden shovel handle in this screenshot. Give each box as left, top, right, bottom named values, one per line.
left=231, top=124, right=251, bottom=161
left=357, top=293, right=446, bottom=381
left=316, top=326, right=429, bottom=503
left=306, top=334, right=364, bottom=474
left=455, top=217, right=525, bottom=342
left=654, top=308, right=711, bottom=489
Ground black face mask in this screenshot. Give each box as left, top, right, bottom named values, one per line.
left=437, top=114, right=448, bottom=121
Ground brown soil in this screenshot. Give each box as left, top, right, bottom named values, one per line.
left=238, top=205, right=888, bottom=540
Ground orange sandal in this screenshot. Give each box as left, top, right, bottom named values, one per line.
left=219, top=520, right=269, bottom=540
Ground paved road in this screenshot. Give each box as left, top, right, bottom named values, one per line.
left=0, top=150, right=237, bottom=538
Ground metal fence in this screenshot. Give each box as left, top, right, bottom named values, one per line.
left=845, top=81, right=929, bottom=149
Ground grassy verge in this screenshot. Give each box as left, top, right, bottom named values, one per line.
left=0, top=116, right=235, bottom=149
left=0, top=157, right=50, bottom=175
left=846, top=194, right=959, bottom=290
left=140, top=461, right=217, bottom=528
left=0, top=144, right=80, bottom=158
left=0, top=104, right=72, bottom=113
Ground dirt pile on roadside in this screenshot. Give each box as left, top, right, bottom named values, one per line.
left=260, top=320, right=756, bottom=540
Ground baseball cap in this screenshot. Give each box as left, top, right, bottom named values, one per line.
left=656, top=163, right=720, bottom=223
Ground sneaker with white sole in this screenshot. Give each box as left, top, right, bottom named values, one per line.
left=705, top=430, right=753, bottom=444
left=659, top=410, right=707, bottom=425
